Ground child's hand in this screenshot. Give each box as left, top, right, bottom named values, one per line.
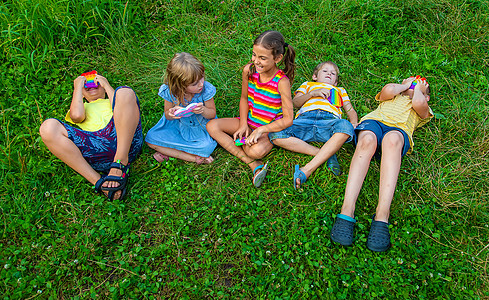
left=168, top=106, right=183, bottom=119
left=233, top=125, right=249, bottom=141
left=94, top=75, right=110, bottom=88
left=191, top=103, right=204, bottom=114
left=310, top=88, right=331, bottom=99
left=351, top=122, right=358, bottom=128
left=246, top=127, right=263, bottom=145
left=74, top=76, right=86, bottom=88
left=414, top=78, right=429, bottom=94
left=402, top=77, right=416, bottom=88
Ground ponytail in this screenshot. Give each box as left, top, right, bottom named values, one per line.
left=282, top=44, right=296, bottom=83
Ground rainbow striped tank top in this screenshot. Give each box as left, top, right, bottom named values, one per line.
left=247, top=70, right=286, bottom=129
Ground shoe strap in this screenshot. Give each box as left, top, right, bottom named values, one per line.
left=338, top=214, right=356, bottom=223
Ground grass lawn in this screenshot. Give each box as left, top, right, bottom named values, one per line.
left=1, top=0, right=488, bottom=298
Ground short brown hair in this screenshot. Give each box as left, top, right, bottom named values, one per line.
left=312, top=61, right=340, bottom=84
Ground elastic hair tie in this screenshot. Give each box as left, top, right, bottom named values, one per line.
left=284, top=42, right=289, bottom=47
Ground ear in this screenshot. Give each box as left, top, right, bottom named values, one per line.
left=274, top=54, right=283, bottom=64
left=312, top=74, right=318, bottom=81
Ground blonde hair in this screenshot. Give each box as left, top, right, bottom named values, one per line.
left=165, top=52, right=205, bottom=105
left=312, top=61, right=340, bottom=85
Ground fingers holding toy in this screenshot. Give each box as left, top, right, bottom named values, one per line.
left=311, top=88, right=331, bottom=99
left=407, top=75, right=427, bottom=90
left=246, top=127, right=263, bottom=146
left=233, top=125, right=249, bottom=141
left=74, top=76, right=87, bottom=88
left=414, top=79, right=429, bottom=94
left=402, top=77, right=416, bottom=86
left=94, top=74, right=109, bottom=88
left=168, top=106, right=183, bottom=119
left=191, top=103, right=204, bottom=114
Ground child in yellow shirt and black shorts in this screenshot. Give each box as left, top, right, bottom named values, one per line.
left=330, top=76, right=433, bottom=252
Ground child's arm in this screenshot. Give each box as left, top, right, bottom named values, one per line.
left=69, top=76, right=87, bottom=123
left=342, top=101, right=358, bottom=128
left=234, top=65, right=252, bottom=140
left=246, top=77, right=294, bottom=144
left=292, top=88, right=330, bottom=108
left=192, top=99, right=216, bottom=119
left=378, top=77, right=416, bottom=101
left=412, top=80, right=431, bottom=119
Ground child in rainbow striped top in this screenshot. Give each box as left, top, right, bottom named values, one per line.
left=207, top=30, right=296, bottom=188
left=270, top=61, right=358, bottom=189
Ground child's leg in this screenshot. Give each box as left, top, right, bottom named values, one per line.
left=146, top=143, right=213, bottom=164
left=273, top=137, right=321, bottom=156
left=206, top=118, right=264, bottom=171
left=340, top=131, right=378, bottom=218
left=375, top=131, right=404, bottom=222
left=242, top=135, right=273, bottom=160
left=39, top=119, right=101, bottom=185
left=106, top=88, right=141, bottom=189
left=294, top=133, right=349, bottom=188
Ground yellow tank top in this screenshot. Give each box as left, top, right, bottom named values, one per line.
left=65, top=98, right=113, bottom=132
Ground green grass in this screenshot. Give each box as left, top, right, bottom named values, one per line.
left=1, top=0, right=488, bottom=298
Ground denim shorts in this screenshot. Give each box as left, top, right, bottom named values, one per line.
left=269, top=110, right=354, bottom=144
left=354, top=119, right=410, bottom=157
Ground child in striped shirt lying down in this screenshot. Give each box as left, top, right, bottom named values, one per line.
left=269, top=61, right=358, bottom=189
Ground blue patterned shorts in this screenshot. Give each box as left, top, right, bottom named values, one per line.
left=59, top=86, right=143, bottom=173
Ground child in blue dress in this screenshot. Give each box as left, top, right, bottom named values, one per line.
left=146, top=52, right=217, bottom=164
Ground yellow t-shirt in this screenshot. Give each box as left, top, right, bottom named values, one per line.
left=65, top=98, right=113, bottom=132
left=361, top=94, right=433, bottom=153
left=294, top=81, right=350, bottom=118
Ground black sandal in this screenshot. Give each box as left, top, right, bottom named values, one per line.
left=94, top=160, right=130, bottom=201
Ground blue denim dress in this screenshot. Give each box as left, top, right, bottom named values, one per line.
left=145, top=81, right=218, bottom=157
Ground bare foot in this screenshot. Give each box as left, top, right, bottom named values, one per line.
left=153, top=152, right=169, bottom=162
left=195, top=155, right=214, bottom=165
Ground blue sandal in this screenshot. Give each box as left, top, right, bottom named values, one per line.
left=293, top=165, right=307, bottom=189
left=327, top=154, right=342, bottom=176
left=94, top=160, right=130, bottom=200
left=330, top=214, right=356, bottom=246
left=252, top=161, right=268, bottom=188
left=367, top=215, right=391, bottom=252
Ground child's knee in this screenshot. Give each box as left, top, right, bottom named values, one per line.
left=357, top=133, right=377, bottom=151
left=246, top=145, right=269, bottom=159
left=39, top=119, right=62, bottom=141
left=382, top=132, right=404, bottom=150
left=206, top=119, right=218, bottom=132
left=115, top=88, right=137, bottom=104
